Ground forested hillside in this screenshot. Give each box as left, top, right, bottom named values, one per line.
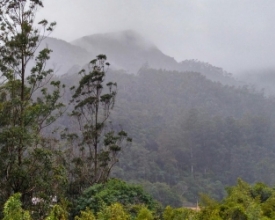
left=59, top=66, right=275, bottom=206
left=238, top=68, right=275, bottom=96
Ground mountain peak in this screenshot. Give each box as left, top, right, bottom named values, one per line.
left=75, top=29, right=156, bottom=51
left=109, top=30, right=153, bottom=46
left=71, top=30, right=175, bottom=73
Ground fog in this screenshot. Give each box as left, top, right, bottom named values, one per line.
left=36, top=0, right=275, bottom=74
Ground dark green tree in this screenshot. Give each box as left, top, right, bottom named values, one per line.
left=73, top=179, right=158, bottom=218
left=0, top=0, right=66, bottom=216
left=66, top=55, right=131, bottom=196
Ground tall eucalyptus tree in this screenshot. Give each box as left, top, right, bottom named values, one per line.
left=67, top=55, right=131, bottom=196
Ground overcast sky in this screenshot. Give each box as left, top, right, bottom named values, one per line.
left=36, top=0, right=275, bottom=74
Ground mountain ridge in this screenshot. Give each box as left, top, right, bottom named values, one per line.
left=71, top=30, right=178, bottom=73
left=36, top=29, right=237, bottom=85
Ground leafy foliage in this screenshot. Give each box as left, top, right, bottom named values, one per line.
left=2, top=193, right=31, bottom=220
left=163, top=206, right=199, bottom=220
left=135, top=206, right=154, bottom=220
left=0, top=0, right=66, bottom=217
left=74, top=208, right=96, bottom=220
left=45, top=204, right=68, bottom=220
left=65, top=55, right=131, bottom=199
left=197, top=179, right=275, bottom=219
left=97, top=203, right=130, bottom=220
left=73, top=179, right=158, bottom=217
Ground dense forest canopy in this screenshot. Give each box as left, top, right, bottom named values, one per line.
left=56, top=65, right=275, bottom=207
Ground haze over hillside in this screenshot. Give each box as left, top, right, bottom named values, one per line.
left=48, top=29, right=275, bottom=205
left=71, top=30, right=179, bottom=73
left=58, top=63, right=275, bottom=205
left=37, top=29, right=275, bottom=95
left=3, top=1, right=275, bottom=215
left=237, top=68, right=275, bottom=96
left=36, top=37, right=90, bottom=75
left=39, top=30, right=238, bottom=86
left=38, top=0, right=275, bottom=76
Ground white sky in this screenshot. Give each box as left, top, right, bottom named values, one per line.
left=36, top=0, right=275, bottom=74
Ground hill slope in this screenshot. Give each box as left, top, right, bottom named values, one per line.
left=59, top=66, right=275, bottom=206
left=35, top=37, right=90, bottom=75
left=35, top=30, right=237, bottom=85
left=71, top=30, right=178, bottom=73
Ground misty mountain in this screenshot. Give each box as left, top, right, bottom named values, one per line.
left=35, top=37, right=90, bottom=75
left=237, top=68, right=275, bottom=96
left=33, top=30, right=275, bottom=206
left=72, top=30, right=236, bottom=84
left=178, top=59, right=236, bottom=85
left=71, top=30, right=178, bottom=73
left=37, top=30, right=237, bottom=85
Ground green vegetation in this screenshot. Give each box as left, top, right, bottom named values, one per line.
left=64, top=56, right=131, bottom=198
left=2, top=0, right=275, bottom=219
left=5, top=179, right=275, bottom=219
left=95, top=67, right=275, bottom=205
left=0, top=0, right=65, bottom=217
left=73, top=179, right=159, bottom=217
left=197, top=179, right=275, bottom=219
left=0, top=1, right=130, bottom=218
left=2, top=193, right=31, bottom=220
